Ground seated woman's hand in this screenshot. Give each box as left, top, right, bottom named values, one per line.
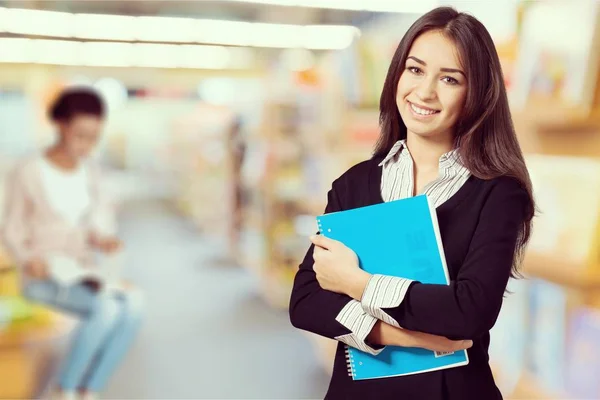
left=99, top=237, right=122, bottom=254
left=89, top=233, right=123, bottom=254
left=24, top=258, right=49, bottom=279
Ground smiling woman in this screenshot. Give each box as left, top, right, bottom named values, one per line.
left=289, top=6, right=536, bottom=400
left=397, top=32, right=468, bottom=144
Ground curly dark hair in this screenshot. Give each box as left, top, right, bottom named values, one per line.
left=49, top=87, right=106, bottom=122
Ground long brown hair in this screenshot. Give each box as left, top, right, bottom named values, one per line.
left=375, top=6, right=535, bottom=276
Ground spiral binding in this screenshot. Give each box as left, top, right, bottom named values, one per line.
left=344, top=346, right=356, bottom=378
left=317, top=218, right=331, bottom=236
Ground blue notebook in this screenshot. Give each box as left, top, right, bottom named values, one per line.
left=317, top=194, right=469, bottom=380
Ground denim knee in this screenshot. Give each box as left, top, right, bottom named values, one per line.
left=92, top=295, right=121, bottom=326
left=122, top=288, right=145, bottom=319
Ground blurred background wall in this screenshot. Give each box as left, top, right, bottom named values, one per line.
left=0, top=0, right=599, bottom=399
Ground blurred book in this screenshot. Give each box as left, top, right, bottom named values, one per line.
left=512, top=1, right=600, bottom=111
left=565, top=308, right=600, bottom=399
left=526, top=280, right=568, bottom=393
left=526, top=155, right=600, bottom=266
left=489, top=278, right=531, bottom=395
left=0, top=296, right=35, bottom=327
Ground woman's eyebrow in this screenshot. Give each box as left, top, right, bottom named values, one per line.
left=407, top=55, right=465, bottom=77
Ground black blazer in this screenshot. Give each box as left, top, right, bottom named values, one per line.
left=289, top=156, right=529, bottom=400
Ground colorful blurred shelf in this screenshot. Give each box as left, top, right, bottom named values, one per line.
left=523, top=252, right=600, bottom=290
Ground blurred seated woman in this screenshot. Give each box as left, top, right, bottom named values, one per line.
left=1, top=87, right=144, bottom=400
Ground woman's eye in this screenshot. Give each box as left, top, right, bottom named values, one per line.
left=442, top=76, right=459, bottom=85
left=407, top=66, right=422, bottom=75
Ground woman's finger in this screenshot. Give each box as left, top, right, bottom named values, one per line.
left=310, top=234, right=340, bottom=250
left=313, top=246, right=327, bottom=261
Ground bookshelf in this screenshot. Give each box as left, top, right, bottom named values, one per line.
left=239, top=99, right=340, bottom=308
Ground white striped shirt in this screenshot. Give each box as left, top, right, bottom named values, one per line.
left=334, top=140, right=471, bottom=354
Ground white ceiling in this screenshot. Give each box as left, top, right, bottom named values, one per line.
left=0, top=0, right=372, bottom=26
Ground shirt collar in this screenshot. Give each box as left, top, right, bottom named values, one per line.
left=378, top=140, right=405, bottom=166
left=378, top=140, right=465, bottom=172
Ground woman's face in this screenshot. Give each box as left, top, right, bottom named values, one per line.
left=396, top=30, right=468, bottom=144
left=58, top=114, right=103, bottom=159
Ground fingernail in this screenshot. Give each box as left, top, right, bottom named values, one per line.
left=465, top=340, right=473, bottom=347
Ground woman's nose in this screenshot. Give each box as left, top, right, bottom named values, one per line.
left=414, top=77, right=437, bottom=102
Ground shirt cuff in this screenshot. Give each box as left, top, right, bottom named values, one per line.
left=10, top=247, right=33, bottom=267
left=360, top=274, right=414, bottom=328
left=334, top=300, right=384, bottom=356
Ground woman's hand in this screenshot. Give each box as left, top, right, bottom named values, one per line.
left=24, top=258, right=49, bottom=279
left=368, top=321, right=473, bottom=353
left=89, top=233, right=123, bottom=254
left=407, top=330, right=473, bottom=353
left=310, top=235, right=371, bottom=300
left=99, top=237, right=122, bottom=254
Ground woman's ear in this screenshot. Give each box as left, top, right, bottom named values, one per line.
left=56, top=120, right=68, bottom=132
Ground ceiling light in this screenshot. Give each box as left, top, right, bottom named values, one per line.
left=74, top=13, right=136, bottom=41
left=0, top=7, right=359, bottom=50
left=136, top=16, right=197, bottom=43
left=179, top=45, right=232, bottom=70
left=34, top=40, right=81, bottom=66
left=0, top=38, right=33, bottom=63
left=217, top=0, right=438, bottom=13
left=0, top=8, right=72, bottom=37
left=0, top=38, right=247, bottom=70
left=80, top=42, right=135, bottom=67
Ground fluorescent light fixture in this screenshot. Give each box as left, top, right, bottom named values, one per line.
left=0, top=8, right=73, bottom=37
left=302, top=25, right=356, bottom=50
left=0, top=7, right=359, bottom=50
left=74, top=13, right=136, bottom=41
left=136, top=16, right=197, bottom=43
left=195, top=20, right=254, bottom=46
left=0, top=38, right=34, bottom=63
left=217, top=0, right=439, bottom=13
left=35, top=40, right=81, bottom=66
left=227, top=47, right=256, bottom=69
left=80, top=42, right=135, bottom=67
left=245, top=22, right=302, bottom=48
left=179, top=45, right=232, bottom=69
left=195, top=20, right=358, bottom=49
left=133, top=43, right=180, bottom=68
left=0, top=38, right=250, bottom=69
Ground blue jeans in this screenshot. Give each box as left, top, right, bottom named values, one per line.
left=23, top=279, right=144, bottom=392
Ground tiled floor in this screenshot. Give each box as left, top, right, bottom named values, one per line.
left=102, top=200, right=329, bottom=399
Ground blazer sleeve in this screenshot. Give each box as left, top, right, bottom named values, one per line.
left=360, top=178, right=529, bottom=339
left=1, top=165, right=34, bottom=265
left=289, top=179, right=383, bottom=355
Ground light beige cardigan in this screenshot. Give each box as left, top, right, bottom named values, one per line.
left=1, top=154, right=115, bottom=283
